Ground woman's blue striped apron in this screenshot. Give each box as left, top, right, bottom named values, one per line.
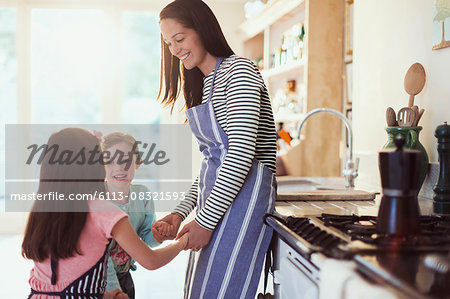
left=184, top=57, right=277, bottom=299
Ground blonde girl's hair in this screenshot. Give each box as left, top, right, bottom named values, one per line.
left=103, top=132, right=143, bottom=165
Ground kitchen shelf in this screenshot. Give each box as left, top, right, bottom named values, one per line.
left=240, top=0, right=345, bottom=177
left=261, top=59, right=305, bottom=80
left=239, top=0, right=305, bottom=39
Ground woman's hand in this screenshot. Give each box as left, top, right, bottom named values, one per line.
left=176, top=220, right=213, bottom=251
left=151, top=213, right=183, bottom=243
left=105, top=289, right=129, bottom=299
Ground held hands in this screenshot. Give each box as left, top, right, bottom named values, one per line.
left=151, top=213, right=183, bottom=243
left=176, top=220, right=213, bottom=251
left=178, top=232, right=189, bottom=250
left=104, top=289, right=129, bottom=299
left=153, top=221, right=174, bottom=238
left=152, top=214, right=213, bottom=250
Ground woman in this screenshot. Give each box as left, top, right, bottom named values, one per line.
left=152, top=1, right=278, bottom=298
left=22, top=128, right=188, bottom=299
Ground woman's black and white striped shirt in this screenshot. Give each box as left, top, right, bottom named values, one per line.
left=174, top=55, right=277, bottom=231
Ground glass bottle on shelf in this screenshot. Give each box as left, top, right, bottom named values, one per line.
left=280, top=35, right=287, bottom=66
left=273, top=47, right=282, bottom=69
left=297, top=23, right=305, bottom=59
left=291, top=24, right=301, bottom=61
left=285, top=79, right=302, bottom=114
left=273, top=86, right=287, bottom=114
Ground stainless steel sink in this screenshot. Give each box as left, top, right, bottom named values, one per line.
left=276, top=177, right=319, bottom=192
left=275, top=177, right=375, bottom=202
left=276, top=177, right=348, bottom=192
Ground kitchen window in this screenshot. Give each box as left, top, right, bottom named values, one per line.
left=31, top=8, right=105, bottom=124
left=121, top=11, right=162, bottom=124
left=0, top=0, right=162, bottom=200
left=0, top=0, right=162, bottom=124
left=0, top=7, right=17, bottom=201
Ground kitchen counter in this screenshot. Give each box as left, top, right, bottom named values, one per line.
left=275, top=195, right=435, bottom=218
left=274, top=176, right=435, bottom=217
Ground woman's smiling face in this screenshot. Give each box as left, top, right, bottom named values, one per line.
left=160, top=18, right=208, bottom=71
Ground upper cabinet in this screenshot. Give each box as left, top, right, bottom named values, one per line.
left=240, top=0, right=345, bottom=177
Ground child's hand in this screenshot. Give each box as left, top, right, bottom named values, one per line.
left=152, top=221, right=175, bottom=243
left=155, top=221, right=174, bottom=236
left=179, top=233, right=189, bottom=250
left=151, top=213, right=182, bottom=242
left=105, top=289, right=129, bottom=299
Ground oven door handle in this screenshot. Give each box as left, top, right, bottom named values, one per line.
left=286, top=255, right=320, bottom=285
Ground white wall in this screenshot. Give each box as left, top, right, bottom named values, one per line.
left=353, top=0, right=450, bottom=190
left=208, top=1, right=245, bottom=55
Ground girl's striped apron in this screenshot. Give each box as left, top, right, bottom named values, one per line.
left=28, top=242, right=111, bottom=299
left=184, top=57, right=277, bottom=299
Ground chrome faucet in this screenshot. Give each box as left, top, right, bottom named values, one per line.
left=297, top=108, right=359, bottom=189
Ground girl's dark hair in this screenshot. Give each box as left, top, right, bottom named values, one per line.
left=158, top=0, right=234, bottom=111
left=22, top=128, right=106, bottom=262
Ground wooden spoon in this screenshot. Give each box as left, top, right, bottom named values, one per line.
left=397, top=107, right=416, bottom=127
left=416, top=108, right=425, bottom=126
left=412, top=105, right=419, bottom=126
left=386, top=107, right=398, bottom=126
left=404, top=63, right=426, bottom=107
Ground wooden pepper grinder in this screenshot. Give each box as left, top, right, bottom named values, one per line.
left=433, top=121, right=450, bottom=214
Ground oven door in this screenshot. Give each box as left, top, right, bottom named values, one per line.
left=273, top=235, right=319, bottom=299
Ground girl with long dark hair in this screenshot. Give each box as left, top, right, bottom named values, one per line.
left=152, top=1, right=278, bottom=298
left=22, top=128, right=187, bottom=299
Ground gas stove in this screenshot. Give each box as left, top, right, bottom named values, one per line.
left=320, top=213, right=450, bottom=253
left=265, top=213, right=450, bottom=299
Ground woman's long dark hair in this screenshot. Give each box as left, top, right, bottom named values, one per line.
left=22, top=128, right=106, bottom=262
left=158, top=0, right=234, bottom=111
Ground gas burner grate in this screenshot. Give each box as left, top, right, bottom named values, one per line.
left=320, top=213, right=450, bottom=248
left=285, top=217, right=346, bottom=257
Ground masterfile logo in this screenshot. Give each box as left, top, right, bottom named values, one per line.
left=26, top=141, right=170, bottom=170
left=4, top=124, right=193, bottom=212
